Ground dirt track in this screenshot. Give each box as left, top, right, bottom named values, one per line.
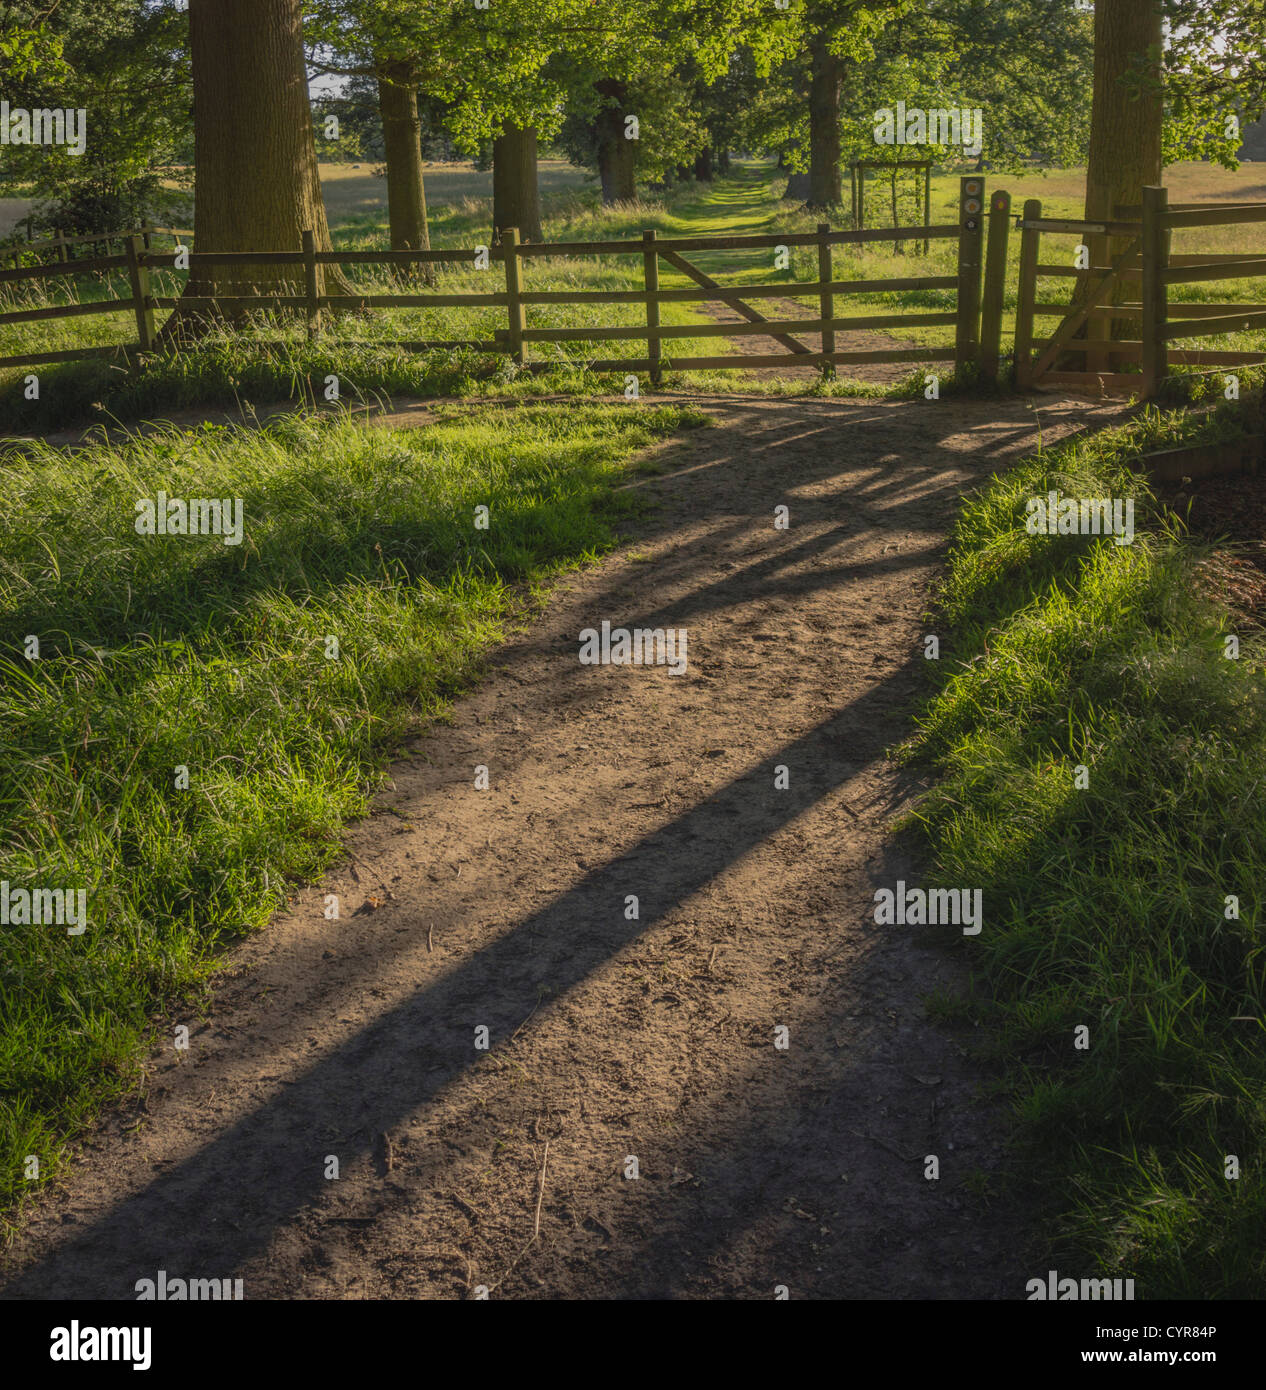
left=0, top=391, right=1125, bottom=1300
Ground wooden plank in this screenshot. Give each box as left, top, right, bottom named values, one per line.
left=320, top=292, right=508, bottom=308
left=1020, top=218, right=1141, bottom=238
left=0, top=254, right=126, bottom=285
left=1035, top=371, right=1142, bottom=389
left=150, top=295, right=309, bottom=309
left=643, top=229, right=661, bottom=386
left=0, top=345, right=124, bottom=369
left=520, top=313, right=957, bottom=344
left=181, top=251, right=304, bottom=265
left=980, top=189, right=1011, bottom=382
left=818, top=222, right=834, bottom=376
left=1035, top=301, right=1266, bottom=317
left=313, top=248, right=480, bottom=264
left=1166, top=310, right=1266, bottom=340
left=515, top=226, right=959, bottom=258
left=125, top=235, right=156, bottom=352
left=1162, top=205, right=1266, bottom=229
left=1141, top=185, right=1167, bottom=397
left=518, top=277, right=958, bottom=305
left=503, top=227, right=525, bottom=366
left=0, top=298, right=135, bottom=326
left=1039, top=339, right=1143, bottom=355
left=955, top=175, right=984, bottom=369
left=1166, top=349, right=1266, bottom=365
left=657, top=246, right=813, bottom=356
left=1162, top=259, right=1266, bottom=285
left=1014, top=198, right=1042, bottom=390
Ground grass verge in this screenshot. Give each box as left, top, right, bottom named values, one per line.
left=908, top=397, right=1266, bottom=1297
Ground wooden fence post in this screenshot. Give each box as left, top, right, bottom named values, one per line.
left=124, top=234, right=156, bottom=352
left=503, top=226, right=525, bottom=367
left=979, top=188, right=1011, bottom=384
left=923, top=163, right=931, bottom=257
left=302, top=229, right=319, bottom=341
left=1141, top=185, right=1168, bottom=400
left=1013, top=198, right=1041, bottom=391
left=643, top=229, right=662, bottom=387
left=955, top=176, right=985, bottom=371
left=817, top=222, right=835, bottom=380
left=140, top=220, right=152, bottom=252
left=54, top=229, right=68, bottom=264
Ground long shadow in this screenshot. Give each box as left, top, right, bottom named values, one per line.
left=0, top=660, right=920, bottom=1299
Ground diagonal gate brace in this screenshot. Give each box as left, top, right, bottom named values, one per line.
left=657, top=247, right=815, bottom=356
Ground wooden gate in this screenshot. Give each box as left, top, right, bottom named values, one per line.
left=1015, top=187, right=1266, bottom=398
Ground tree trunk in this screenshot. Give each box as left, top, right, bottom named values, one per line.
left=167, top=0, right=350, bottom=339
left=717, top=149, right=731, bottom=175
left=376, top=57, right=432, bottom=282
left=782, top=171, right=810, bottom=203
left=493, top=123, right=543, bottom=242
left=807, top=32, right=842, bottom=209
left=694, top=149, right=714, bottom=181
left=1081, top=0, right=1163, bottom=366
left=595, top=79, right=636, bottom=205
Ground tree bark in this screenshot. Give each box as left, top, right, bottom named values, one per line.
left=493, top=123, right=543, bottom=242
left=782, top=171, right=810, bottom=202
left=376, top=57, right=432, bottom=280
left=716, top=149, right=731, bottom=175
left=694, top=149, right=714, bottom=181
left=807, top=32, right=842, bottom=209
left=167, top=0, right=350, bottom=338
left=1080, top=0, right=1163, bottom=365
left=595, top=79, right=636, bottom=205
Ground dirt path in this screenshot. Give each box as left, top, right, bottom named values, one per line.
left=0, top=392, right=1126, bottom=1300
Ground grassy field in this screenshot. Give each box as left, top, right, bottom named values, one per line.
left=0, top=399, right=707, bottom=1232
left=909, top=392, right=1266, bottom=1296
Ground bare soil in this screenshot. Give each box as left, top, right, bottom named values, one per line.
left=0, top=390, right=1126, bottom=1300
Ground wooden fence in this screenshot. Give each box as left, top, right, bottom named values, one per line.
left=1015, top=187, right=1266, bottom=397
left=0, top=178, right=1009, bottom=383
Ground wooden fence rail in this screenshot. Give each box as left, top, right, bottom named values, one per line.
left=0, top=180, right=996, bottom=384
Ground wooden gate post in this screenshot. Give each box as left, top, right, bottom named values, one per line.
left=817, top=222, right=835, bottom=380
left=1013, top=198, right=1042, bottom=391
left=124, top=234, right=156, bottom=352
left=979, top=189, right=1011, bottom=384
left=503, top=226, right=526, bottom=367
left=1141, top=185, right=1168, bottom=399
left=643, top=229, right=662, bottom=387
left=302, top=229, right=320, bottom=341
left=955, top=176, right=985, bottom=371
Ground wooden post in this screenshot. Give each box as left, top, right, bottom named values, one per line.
left=643, top=229, right=662, bottom=388
left=1014, top=198, right=1041, bottom=391
left=503, top=226, right=525, bottom=367
left=302, top=229, right=319, bottom=341
left=1141, top=185, right=1168, bottom=400
left=140, top=219, right=153, bottom=252
left=923, top=164, right=931, bottom=256
left=124, top=234, right=156, bottom=352
left=979, top=189, right=1011, bottom=384
left=850, top=164, right=858, bottom=230
left=955, top=176, right=985, bottom=371
left=817, top=222, right=835, bottom=380
left=856, top=166, right=864, bottom=231
left=54, top=229, right=68, bottom=264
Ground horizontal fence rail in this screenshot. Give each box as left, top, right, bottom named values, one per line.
left=0, top=184, right=993, bottom=383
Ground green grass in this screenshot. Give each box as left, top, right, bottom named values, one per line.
left=908, top=394, right=1266, bottom=1297
left=0, top=399, right=704, bottom=1233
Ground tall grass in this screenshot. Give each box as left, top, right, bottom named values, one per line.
left=909, top=399, right=1266, bottom=1296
